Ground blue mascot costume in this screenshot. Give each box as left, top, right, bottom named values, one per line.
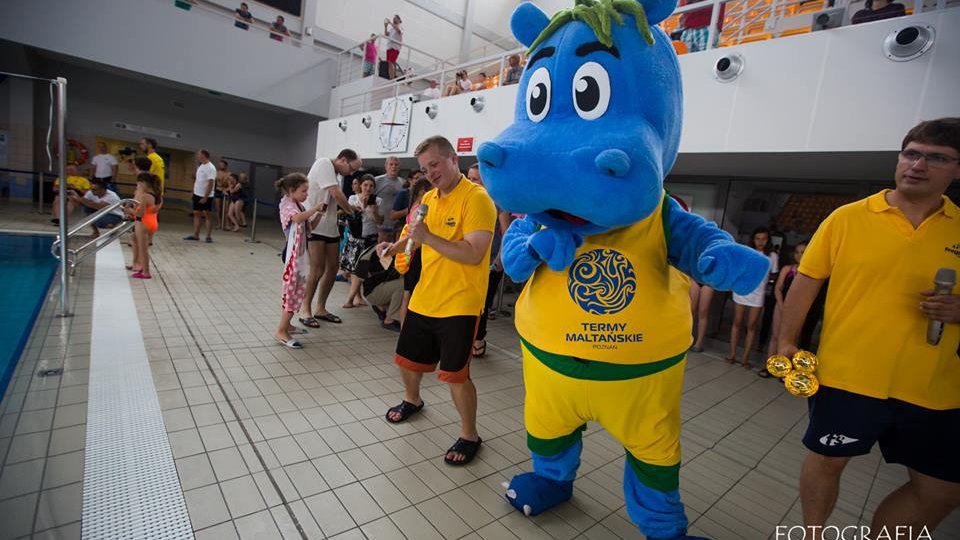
left=477, top=1, right=770, bottom=538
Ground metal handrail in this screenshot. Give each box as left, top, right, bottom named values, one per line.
left=0, top=166, right=49, bottom=214
left=165, top=0, right=338, bottom=57
left=335, top=34, right=452, bottom=86
left=51, top=198, right=138, bottom=270
left=338, top=46, right=524, bottom=116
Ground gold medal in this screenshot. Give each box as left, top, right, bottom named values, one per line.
left=784, top=371, right=819, bottom=397
left=766, top=355, right=793, bottom=378
left=792, top=350, right=819, bottom=373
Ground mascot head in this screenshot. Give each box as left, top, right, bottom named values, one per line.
left=478, top=0, right=682, bottom=235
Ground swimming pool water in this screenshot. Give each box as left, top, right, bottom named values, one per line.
left=0, top=234, right=58, bottom=399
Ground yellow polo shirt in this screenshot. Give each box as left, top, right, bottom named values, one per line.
left=53, top=175, right=91, bottom=192
left=147, top=151, right=165, bottom=193
left=408, top=176, right=496, bottom=318
left=799, top=190, right=960, bottom=410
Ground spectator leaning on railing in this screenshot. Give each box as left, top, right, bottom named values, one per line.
left=270, top=15, right=290, bottom=41
left=234, top=2, right=253, bottom=30
left=851, top=0, right=906, bottom=24
left=503, top=54, right=523, bottom=86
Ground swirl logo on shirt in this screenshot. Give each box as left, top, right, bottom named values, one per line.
left=567, top=249, right=636, bottom=315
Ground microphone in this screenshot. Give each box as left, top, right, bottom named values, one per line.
left=927, top=268, right=956, bottom=345
left=405, top=203, right=429, bottom=257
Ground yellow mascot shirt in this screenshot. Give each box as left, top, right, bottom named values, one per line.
left=516, top=194, right=692, bottom=364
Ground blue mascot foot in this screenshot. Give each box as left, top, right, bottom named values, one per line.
left=502, top=472, right=573, bottom=516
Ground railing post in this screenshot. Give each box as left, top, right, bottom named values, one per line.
left=37, top=172, right=45, bottom=214
left=245, top=199, right=261, bottom=244
left=707, top=0, right=722, bottom=50
left=495, top=273, right=512, bottom=318
left=497, top=55, right=506, bottom=87
left=55, top=77, right=71, bottom=318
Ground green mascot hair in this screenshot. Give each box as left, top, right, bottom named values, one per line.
left=527, top=0, right=656, bottom=54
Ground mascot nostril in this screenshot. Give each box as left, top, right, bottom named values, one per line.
left=595, top=149, right=631, bottom=177
left=477, top=142, right=505, bottom=169
left=481, top=2, right=770, bottom=539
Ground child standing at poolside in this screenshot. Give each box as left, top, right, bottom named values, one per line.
left=275, top=173, right=327, bottom=349
left=128, top=173, right=161, bottom=279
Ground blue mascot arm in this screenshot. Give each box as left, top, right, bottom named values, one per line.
left=502, top=216, right=584, bottom=281
left=502, top=216, right=543, bottom=282
left=664, top=197, right=769, bottom=295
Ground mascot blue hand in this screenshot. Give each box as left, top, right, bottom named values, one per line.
left=697, top=244, right=770, bottom=295
left=501, top=216, right=545, bottom=281
left=529, top=228, right=584, bottom=272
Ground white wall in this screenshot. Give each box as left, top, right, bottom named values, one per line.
left=316, top=9, right=960, bottom=162
left=35, top=60, right=321, bottom=169
left=0, top=0, right=335, bottom=116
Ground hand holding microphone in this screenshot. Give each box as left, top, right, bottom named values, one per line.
left=924, top=268, right=957, bottom=345
left=405, top=203, right=429, bottom=257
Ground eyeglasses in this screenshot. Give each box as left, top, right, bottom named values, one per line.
left=899, top=149, right=960, bottom=169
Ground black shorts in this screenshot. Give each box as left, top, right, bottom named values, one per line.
left=192, top=195, right=213, bottom=211
left=803, top=386, right=960, bottom=482
left=395, top=310, right=478, bottom=383
left=308, top=233, right=340, bottom=244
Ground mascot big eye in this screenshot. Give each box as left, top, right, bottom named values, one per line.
left=477, top=1, right=770, bottom=538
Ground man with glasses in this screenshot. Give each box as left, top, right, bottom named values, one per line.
left=778, top=117, right=960, bottom=539
left=300, top=149, right=362, bottom=327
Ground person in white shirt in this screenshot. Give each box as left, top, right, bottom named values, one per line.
left=186, top=149, right=217, bottom=242
left=68, top=178, right=123, bottom=237
left=90, top=142, right=118, bottom=192
left=300, top=149, right=362, bottom=327
left=383, top=14, right=403, bottom=79
left=421, top=80, right=441, bottom=100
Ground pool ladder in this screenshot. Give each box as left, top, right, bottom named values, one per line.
left=51, top=199, right=138, bottom=273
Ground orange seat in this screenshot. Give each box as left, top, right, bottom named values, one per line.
left=779, top=27, right=811, bottom=37
left=672, top=40, right=689, bottom=54
left=741, top=32, right=772, bottom=43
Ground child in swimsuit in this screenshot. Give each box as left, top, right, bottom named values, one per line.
left=128, top=172, right=161, bottom=279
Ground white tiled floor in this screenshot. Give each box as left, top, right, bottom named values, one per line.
left=1, top=204, right=959, bottom=539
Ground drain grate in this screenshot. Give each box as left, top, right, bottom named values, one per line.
left=82, top=242, right=194, bottom=540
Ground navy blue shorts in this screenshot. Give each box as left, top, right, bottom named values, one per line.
left=803, top=386, right=960, bottom=482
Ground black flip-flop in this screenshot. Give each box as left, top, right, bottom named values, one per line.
left=444, top=437, right=482, bottom=466
left=471, top=340, right=486, bottom=358
left=385, top=400, right=423, bottom=423
left=371, top=305, right=387, bottom=322
left=299, top=317, right=321, bottom=328
left=316, top=312, right=342, bottom=324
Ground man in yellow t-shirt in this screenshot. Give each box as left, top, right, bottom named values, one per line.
left=51, top=163, right=91, bottom=225
left=378, top=136, right=496, bottom=467
left=139, top=137, right=165, bottom=194
left=778, top=118, right=960, bottom=537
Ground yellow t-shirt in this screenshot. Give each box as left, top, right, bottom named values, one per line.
left=799, top=190, right=960, bottom=410
left=147, top=152, right=165, bottom=193
left=53, top=175, right=92, bottom=192
left=516, top=194, right=692, bottom=363
left=408, top=176, right=497, bottom=318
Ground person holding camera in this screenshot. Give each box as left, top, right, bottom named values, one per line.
left=340, top=174, right=383, bottom=309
